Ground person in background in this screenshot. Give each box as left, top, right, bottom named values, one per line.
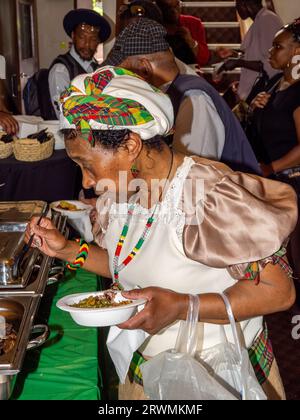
left=0, top=54, right=18, bottom=134
left=118, top=0, right=163, bottom=31
left=217, top=0, right=283, bottom=101
left=49, top=8, right=111, bottom=119
left=250, top=19, right=300, bottom=283
left=115, top=0, right=197, bottom=76
left=155, top=0, right=210, bottom=67
left=26, top=66, right=297, bottom=400
left=105, top=19, right=260, bottom=174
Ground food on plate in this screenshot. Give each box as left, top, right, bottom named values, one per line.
left=0, top=323, right=17, bottom=355
left=56, top=201, right=81, bottom=211
left=70, top=290, right=132, bottom=309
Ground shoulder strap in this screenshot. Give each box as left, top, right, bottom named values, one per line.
left=50, top=52, right=87, bottom=80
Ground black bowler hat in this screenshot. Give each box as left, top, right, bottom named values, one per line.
left=63, top=8, right=111, bottom=42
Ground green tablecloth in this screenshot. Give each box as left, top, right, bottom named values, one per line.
left=12, top=269, right=101, bottom=400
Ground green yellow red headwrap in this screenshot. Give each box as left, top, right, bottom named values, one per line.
left=59, top=66, right=174, bottom=144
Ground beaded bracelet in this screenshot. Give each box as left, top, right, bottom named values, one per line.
left=66, top=238, right=89, bottom=271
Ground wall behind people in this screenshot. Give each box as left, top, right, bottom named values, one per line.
left=36, top=0, right=74, bottom=68
left=273, top=0, right=300, bottom=24
left=102, top=0, right=117, bottom=58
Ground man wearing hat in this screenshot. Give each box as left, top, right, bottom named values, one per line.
left=49, top=8, right=111, bottom=119
left=104, top=18, right=260, bottom=175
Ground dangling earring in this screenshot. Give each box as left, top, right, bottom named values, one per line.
left=130, top=162, right=140, bottom=178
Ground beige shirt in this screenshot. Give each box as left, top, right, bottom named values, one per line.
left=238, top=8, right=283, bottom=100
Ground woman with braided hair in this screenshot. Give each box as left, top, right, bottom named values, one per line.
left=26, top=66, right=297, bottom=400
left=250, top=18, right=300, bottom=284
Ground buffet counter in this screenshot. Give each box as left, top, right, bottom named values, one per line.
left=11, top=268, right=101, bottom=400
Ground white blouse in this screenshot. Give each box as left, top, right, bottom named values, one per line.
left=100, top=157, right=263, bottom=357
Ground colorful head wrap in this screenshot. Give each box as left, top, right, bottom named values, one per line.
left=59, top=66, right=174, bottom=143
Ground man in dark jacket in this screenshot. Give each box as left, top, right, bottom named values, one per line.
left=104, top=18, right=260, bottom=174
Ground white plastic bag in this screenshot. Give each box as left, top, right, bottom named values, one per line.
left=140, top=295, right=237, bottom=400
left=140, top=293, right=267, bottom=400
left=199, top=293, right=266, bottom=400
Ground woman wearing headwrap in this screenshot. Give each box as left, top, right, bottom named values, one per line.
left=27, top=66, right=297, bottom=400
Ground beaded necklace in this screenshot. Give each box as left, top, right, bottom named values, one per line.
left=113, top=151, right=174, bottom=289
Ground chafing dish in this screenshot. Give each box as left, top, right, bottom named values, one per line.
left=0, top=201, right=47, bottom=288
left=0, top=201, right=68, bottom=399
left=0, top=295, right=49, bottom=399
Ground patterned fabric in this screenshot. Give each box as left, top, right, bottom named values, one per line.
left=243, top=247, right=293, bottom=285
left=128, top=351, right=145, bottom=386
left=129, top=324, right=273, bottom=387
left=60, top=66, right=174, bottom=143
left=248, top=324, right=274, bottom=385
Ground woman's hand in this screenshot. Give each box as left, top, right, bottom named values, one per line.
left=216, top=47, right=234, bottom=59
left=25, top=217, right=68, bottom=257
left=118, top=287, right=189, bottom=335
left=251, top=92, right=271, bottom=110
left=218, top=58, right=241, bottom=72
left=0, top=112, right=19, bottom=135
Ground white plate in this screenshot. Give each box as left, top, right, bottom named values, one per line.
left=56, top=291, right=146, bottom=327
left=50, top=200, right=93, bottom=219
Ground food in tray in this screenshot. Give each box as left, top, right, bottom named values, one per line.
left=56, top=201, right=82, bottom=211
left=70, top=290, right=132, bottom=309
left=0, top=323, right=17, bottom=355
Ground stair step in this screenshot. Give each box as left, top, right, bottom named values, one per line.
left=208, top=43, right=241, bottom=50
left=203, top=21, right=239, bottom=28
left=201, top=67, right=241, bottom=74
left=183, top=1, right=235, bottom=7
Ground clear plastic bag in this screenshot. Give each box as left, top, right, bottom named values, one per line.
left=200, top=294, right=266, bottom=400
left=140, top=295, right=237, bottom=400
left=140, top=293, right=267, bottom=400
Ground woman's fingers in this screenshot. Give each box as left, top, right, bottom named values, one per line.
left=118, top=287, right=189, bottom=335
left=0, top=113, right=19, bottom=134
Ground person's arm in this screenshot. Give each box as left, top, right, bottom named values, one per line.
left=118, top=261, right=295, bottom=334
left=48, top=63, right=71, bottom=119
left=27, top=216, right=111, bottom=278
left=192, top=19, right=210, bottom=67
left=173, top=92, right=225, bottom=160
left=262, top=107, right=300, bottom=176
left=220, top=58, right=263, bottom=73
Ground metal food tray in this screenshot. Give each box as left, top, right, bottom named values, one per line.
left=0, top=201, right=48, bottom=288
left=0, top=201, right=46, bottom=223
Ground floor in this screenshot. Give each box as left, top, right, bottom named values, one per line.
left=266, top=284, right=300, bottom=400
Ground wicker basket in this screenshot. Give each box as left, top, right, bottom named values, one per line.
left=13, top=135, right=54, bottom=162
left=0, top=140, right=13, bottom=159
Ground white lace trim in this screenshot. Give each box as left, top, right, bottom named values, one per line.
left=108, top=157, right=195, bottom=240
